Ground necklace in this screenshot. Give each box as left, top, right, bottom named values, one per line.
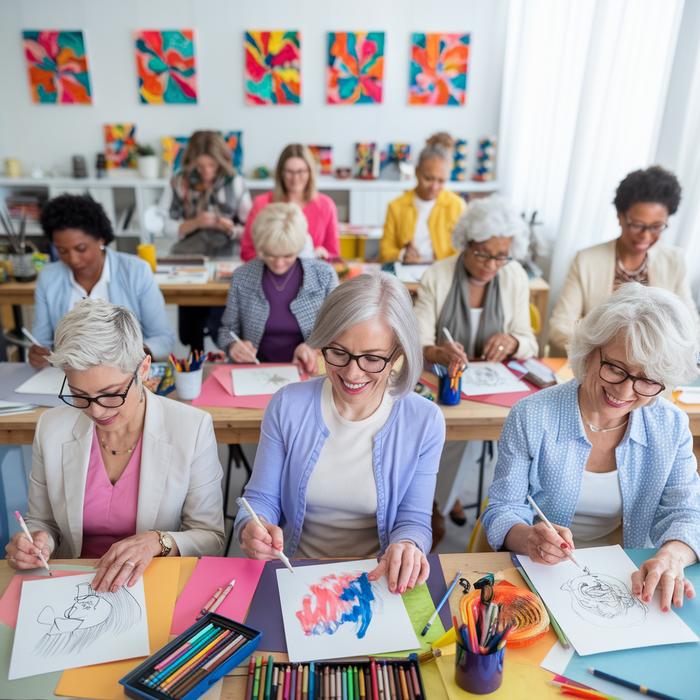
left=267, top=264, right=297, bottom=292
left=99, top=436, right=139, bottom=456
left=584, top=415, right=629, bottom=433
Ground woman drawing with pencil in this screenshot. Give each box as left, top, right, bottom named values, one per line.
left=234, top=273, right=446, bottom=593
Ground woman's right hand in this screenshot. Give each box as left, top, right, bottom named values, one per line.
left=229, top=340, right=258, bottom=364
left=523, top=522, right=575, bottom=565
left=240, top=518, right=285, bottom=560
left=28, top=345, right=51, bottom=368
left=428, top=343, right=468, bottom=377
left=5, top=530, right=52, bottom=570
left=403, top=242, right=422, bottom=264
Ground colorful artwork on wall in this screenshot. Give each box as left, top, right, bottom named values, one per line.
left=104, top=124, right=137, bottom=169
left=380, top=143, right=412, bottom=180
left=22, top=30, right=92, bottom=104
left=408, top=33, right=470, bottom=106
left=135, top=30, right=197, bottom=104
left=326, top=31, right=384, bottom=105
left=354, top=143, right=379, bottom=180
left=161, top=136, right=189, bottom=174
left=473, top=136, right=497, bottom=181
left=307, top=145, right=333, bottom=175
left=222, top=131, right=244, bottom=172
left=244, top=30, right=301, bottom=105
left=451, top=139, right=468, bottom=181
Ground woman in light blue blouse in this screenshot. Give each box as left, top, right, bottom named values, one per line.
left=483, top=283, right=700, bottom=611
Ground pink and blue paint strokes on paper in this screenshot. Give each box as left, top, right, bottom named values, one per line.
left=295, top=572, right=375, bottom=639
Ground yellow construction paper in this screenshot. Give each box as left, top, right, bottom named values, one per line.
left=177, top=557, right=198, bottom=597
left=54, top=557, right=182, bottom=699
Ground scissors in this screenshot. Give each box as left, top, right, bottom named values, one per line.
left=474, top=573, right=495, bottom=607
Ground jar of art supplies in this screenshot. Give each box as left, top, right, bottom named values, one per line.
left=437, top=366, right=461, bottom=405
left=455, top=637, right=505, bottom=694
left=9, top=253, right=37, bottom=282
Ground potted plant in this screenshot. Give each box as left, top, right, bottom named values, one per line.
left=136, top=143, right=159, bottom=179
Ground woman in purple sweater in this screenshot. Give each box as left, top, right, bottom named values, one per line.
left=234, top=273, right=446, bottom=593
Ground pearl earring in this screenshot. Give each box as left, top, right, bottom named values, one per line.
left=100, top=244, right=105, bottom=250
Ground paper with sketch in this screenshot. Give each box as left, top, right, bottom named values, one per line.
left=517, top=545, right=698, bottom=655
left=9, top=574, right=148, bottom=679
left=460, top=362, right=529, bottom=396
left=14, top=367, right=65, bottom=396
left=231, top=365, right=300, bottom=396
left=277, top=559, right=419, bottom=663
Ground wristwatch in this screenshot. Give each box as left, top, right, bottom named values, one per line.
left=154, top=530, right=173, bottom=557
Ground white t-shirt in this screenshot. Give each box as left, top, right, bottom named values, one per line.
left=297, top=379, right=394, bottom=558
left=411, top=196, right=436, bottom=262
left=570, top=469, right=623, bottom=547
left=467, top=308, right=483, bottom=358
left=68, top=254, right=110, bottom=309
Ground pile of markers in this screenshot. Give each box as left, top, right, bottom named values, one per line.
left=245, top=656, right=426, bottom=700
left=169, top=350, right=205, bottom=372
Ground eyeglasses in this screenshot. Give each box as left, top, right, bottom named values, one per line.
left=623, top=218, right=668, bottom=236
left=321, top=346, right=396, bottom=373
left=59, top=366, right=140, bottom=408
left=283, top=168, right=309, bottom=178
left=470, top=248, right=513, bottom=265
left=598, top=350, right=665, bottom=397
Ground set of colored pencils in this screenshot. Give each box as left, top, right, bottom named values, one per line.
left=245, top=657, right=425, bottom=700
left=169, top=350, right=204, bottom=372
left=456, top=596, right=513, bottom=655
left=139, top=620, right=248, bottom=698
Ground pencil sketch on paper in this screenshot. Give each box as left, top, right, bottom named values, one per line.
left=560, top=570, right=647, bottom=628
left=231, top=365, right=300, bottom=396
left=35, top=582, right=142, bottom=656
left=460, top=361, right=529, bottom=396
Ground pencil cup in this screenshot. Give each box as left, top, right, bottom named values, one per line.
left=175, top=368, right=203, bottom=401
left=454, top=640, right=505, bottom=694
left=136, top=243, right=157, bottom=272
left=438, top=369, right=461, bottom=406
left=9, top=253, right=36, bottom=282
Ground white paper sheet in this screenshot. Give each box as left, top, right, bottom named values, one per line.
left=394, top=262, right=430, bottom=283
left=518, top=545, right=698, bottom=655
left=9, top=574, right=149, bottom=679
left=276, top=559, right=419, bottom=663
left=460, top=361, right=529, bottom=396
left=154, top=265, right=210, bottom=285
left=231, top=365, right=300, bottom=396
left=14, top=367, right=65, bottom=396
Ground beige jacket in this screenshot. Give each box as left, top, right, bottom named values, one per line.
left=26, top=391, right=225, bottom=558
left=548, top=239, right=697, bottom=354
left=414, top=254, right=539, bottom=359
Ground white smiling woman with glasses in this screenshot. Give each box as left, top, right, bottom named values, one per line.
left=234, top=273, right=445, bottom=594
left=5, top=299, right=224, bottom=593
left=483, top=284, right=700, bottom=612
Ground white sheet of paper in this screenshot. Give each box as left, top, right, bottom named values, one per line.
left=154, top=265, right=210, bottom=285
left=14, top=367, right=65, bottom=396
left=9, top=574, right=149, bottom=679
left=277, top=559, right=419, bottom=663
left=231, top=365, right=300, bottom=396
left=394, top=262, right=430, bottom=283
left=518, top=545, right=698, bottom=655
left=460, top=361, right=529, bottom=396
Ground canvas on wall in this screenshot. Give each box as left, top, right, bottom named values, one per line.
left=222, top=131, right=244, bottom=173
left=104, top=123, right=137, bottom=169
left=307, top=145, right=333, bottom=176
left=161, top=132, right=243, bottom=175
left=326, top=31, right=384, bottom=105
left=245, top=31, right=301, bottom=105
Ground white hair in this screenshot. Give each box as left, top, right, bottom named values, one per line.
left=49, top=299, right=145, bottom=375
left=451, top=194, right=528, bottom=259
left=308, top=273, right=422, bottom=398
left=252, top=202, right=308, bottom=257
left=568, top=283, right=699, bottom=388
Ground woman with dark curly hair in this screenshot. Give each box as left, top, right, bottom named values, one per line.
left=29, top=194, right=174, bottom=367
left=549, top=166, right=697, bottom=354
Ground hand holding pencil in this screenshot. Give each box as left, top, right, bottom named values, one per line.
left=442, top=327, right=467, bottom=389
left=5, top=513, right=52, bottom=574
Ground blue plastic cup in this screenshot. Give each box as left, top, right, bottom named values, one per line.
left=438, top=369, right=461, bottom=405
left=455, top=641, right=505, bottom=694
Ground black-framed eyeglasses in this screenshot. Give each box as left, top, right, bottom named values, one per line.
left=598, top=350, right=665, bottom=397
left=469, top=247, right=512, bottom=265
left=321, top=346, right=396, bottom=373
left=623, top=218, right=668, bottom=236
left=59, top=366, right=140, bottom=408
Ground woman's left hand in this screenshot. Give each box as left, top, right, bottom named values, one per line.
left=631, top=543, right=696, bottom=611
left=482, top=333, right=519, bottom=362
left=92, top=532, right=162, bottom=593
left=292, top=343, right=319, bottom=375
left=314, top=246, right=330, bottom=260
left=368, top=541, right=430, bottom=594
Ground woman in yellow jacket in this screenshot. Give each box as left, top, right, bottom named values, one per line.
left=380, top=133, right=466, bottom=263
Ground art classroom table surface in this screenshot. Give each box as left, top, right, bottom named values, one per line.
left=0, top=552, right=521, bottom=700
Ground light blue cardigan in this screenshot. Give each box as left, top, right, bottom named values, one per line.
left=482, top=380, right=700, bottom=557
left=234, top=377, right=446, bottom=555
left=32, top=248, right=175, bottom=359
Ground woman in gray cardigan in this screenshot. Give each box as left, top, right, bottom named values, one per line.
left=217, top=203, right=338, bottom=374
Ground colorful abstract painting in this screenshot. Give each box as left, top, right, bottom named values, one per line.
left=380, top=143, right=412, bottom=180
left=409, top=33, right=470, bottom=106
left=245, top=30, right=301, bottom=105
left=161, top=136, right=189, bottom=174
left=326, top=31, right=384, bottom=104
left=104, top=124, right=137, bottom=169
left=222, top=131, right=244, bottom=172
left=22, top=30, right=92, bottom=104
left=307, top=145, right=333, bottom=175
left=354, top=143, right=379, bottom=179
left=135, top=30, right=197, bottom=104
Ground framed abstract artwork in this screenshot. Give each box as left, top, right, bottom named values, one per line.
left=222, top=131, right=244, bottom=172
left=22, top=30, right=92, bottom=104
left=135, top=30, right=197, bottom=104
left=408, top=33, right=470, bottom=106
left=161, top=136, right=189, bottom=174
left=245, top=30, right=301, bottom=105
left=307, top=145, right=333, bottom=175
left=104, top=124, right=137, bottom=169
left=326, top=31, right=384, bottom=105
left=354, top=143, right=379, bottom=180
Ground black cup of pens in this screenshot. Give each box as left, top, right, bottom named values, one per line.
left=455, top=639, right=505, bottom=694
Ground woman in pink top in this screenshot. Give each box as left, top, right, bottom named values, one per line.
left=240, top=144, right=340, bottom=261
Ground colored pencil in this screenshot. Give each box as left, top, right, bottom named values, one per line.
left=196, top=586, right=223, bottom=620
left=421, top=570, right=462, bottom=636
left=146, top=625, right=221, bottom=684
left=264, top=655, right=274, bottom=700
left=409, top=665, right=421, bottom=699
left=252, top=656, right=263, bottom=700
left=209, top=579, right=236, bottom=614
left=308, top=662, right=314, bottom=700
left=154, top=622, right=215, bottom=671
left=398, top=667, right=409, bottom=700
left=547, top=681, right=609, bottom=699
left=387, top=663, right=397, bottom=700
left=160, top=629, right=232, bottom=691
left=587, top=668, right=680, bottom=700
left=245, top=658, right=256, bottom=700
left=527, top=494, right=582, bottom=570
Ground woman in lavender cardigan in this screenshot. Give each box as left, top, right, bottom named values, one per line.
left=234, top=273, right=446, bottom=593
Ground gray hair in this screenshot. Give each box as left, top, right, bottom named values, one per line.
left=308, top=273, right=422, bottom=397
left=49, top=299, right=145, bottom=375
left=451, top=195, right=528, bottom=259
left=569, top=283, right=699, bottom=388
left=416, top=132, right=454, bottom=170
left=252, top=202, right=308, bottom=257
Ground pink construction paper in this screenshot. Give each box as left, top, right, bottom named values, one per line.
left=191, top=373, right=271, bottom=409
left=422, top=373, right=538, bottom=408
left=170, top=556, right=265, bottom=635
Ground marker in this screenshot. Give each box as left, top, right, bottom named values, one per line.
left=527, top=495, right=582, bottom=569
left=421, top=571, right=461, bottom=636
left=586, top=668, right=679, bottom=700
left=228, top=330, right=261, bottom=365
left=236, top=497, right=294, bottom=573
left=208, top=579, right=236, bottom=614
left=13, top=511, right=52, bottom=576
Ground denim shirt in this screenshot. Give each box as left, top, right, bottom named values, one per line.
left=482, top=380, right=700, bottom=557
left=234, top=377, right=445, bottom=555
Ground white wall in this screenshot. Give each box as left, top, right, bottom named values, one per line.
left=0, top=0, right=507, bottom=176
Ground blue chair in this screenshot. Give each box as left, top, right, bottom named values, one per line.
left=0, top=446, right=30, bottom=550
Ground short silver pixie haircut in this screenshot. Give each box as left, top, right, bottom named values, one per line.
left=252, top=202, right=308, bottom=257
left=308, top=273, right=422, bottom=397
left=569, top=283, right=699, bottom=388
left=49, top=298, right=145, bottom=376
left=452, top=194, right=528, bottom=259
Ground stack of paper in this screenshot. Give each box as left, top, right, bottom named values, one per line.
left=0, top=400, right=36, bottom=416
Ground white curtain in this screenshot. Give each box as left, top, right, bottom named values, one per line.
left=499, top=0, right=684, bottom=319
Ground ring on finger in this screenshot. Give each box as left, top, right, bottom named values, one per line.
left=123, top=560, right=136, bottom=568
left=497, top=344, right=505, bottom=352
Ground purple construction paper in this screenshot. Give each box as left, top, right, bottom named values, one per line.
left=244, top=554, right=450, bottom=653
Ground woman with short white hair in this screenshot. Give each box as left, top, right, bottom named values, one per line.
left=483, top=283, right=700, bottom=611
left=5, top=299, right=225, bottom=592
left=218, top=202, right=338, bottom=374
left=235, top=273, right=446, bottom=593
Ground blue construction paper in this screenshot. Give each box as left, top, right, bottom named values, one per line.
left=564, top=549, right=700, bottom=700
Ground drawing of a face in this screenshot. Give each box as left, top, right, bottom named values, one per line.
left=561, top=572, right=647, bottom=628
